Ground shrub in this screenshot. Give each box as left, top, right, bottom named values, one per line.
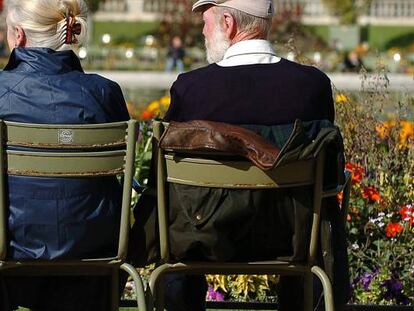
left=335, top=68, right=414, bottom=305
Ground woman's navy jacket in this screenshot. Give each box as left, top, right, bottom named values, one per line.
left=0, top=48, right=129, bottom=260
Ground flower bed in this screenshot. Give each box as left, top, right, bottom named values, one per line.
left=335, top=70, right=414, bottom=305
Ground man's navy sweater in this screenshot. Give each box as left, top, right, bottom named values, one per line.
left=165, top=58, right=334, bottom=124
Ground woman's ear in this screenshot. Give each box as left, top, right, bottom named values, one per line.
left=14, top=26, right=26, bottom=47
left=222, top=12, right=237, bottom=40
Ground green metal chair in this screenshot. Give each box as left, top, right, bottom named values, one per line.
left=0, top=120, right=147, bottom=311
left=148, top=120, right=351, bottom=311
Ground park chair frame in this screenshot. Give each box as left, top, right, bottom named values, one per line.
left=0, top=120, right=147, bottom=311
left=149, top=120, right=351, bottom=311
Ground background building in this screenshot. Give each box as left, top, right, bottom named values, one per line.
left=95, top=0, right=414, bottom=25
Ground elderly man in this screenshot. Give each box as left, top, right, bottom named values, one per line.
left=133, top=0, right=349, bottom=310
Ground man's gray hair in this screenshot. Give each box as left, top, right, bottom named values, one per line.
left=214, top=6, right=272, bottom=39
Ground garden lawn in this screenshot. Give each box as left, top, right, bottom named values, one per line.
left=92, top=21, right=159, bottom=45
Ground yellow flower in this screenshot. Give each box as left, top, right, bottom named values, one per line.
left=126, top=101, right=140, bottom=119
left=147, top=101, right=160, bottom=114
left=335, top=93, right=348, bottom=104
left=160, top=96, right=171, bottom=108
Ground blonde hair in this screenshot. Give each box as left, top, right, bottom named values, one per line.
left=6, top=0, right=88, bottom=50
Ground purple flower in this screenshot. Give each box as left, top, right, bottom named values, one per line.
left=353, top=268, right=381, bottom=291
left=360, top=272, right=375, bottom=290
left=206, top=286, right=225, bottom=302
left=380, top=276, right=410, bottom=305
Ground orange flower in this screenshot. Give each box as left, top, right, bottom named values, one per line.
left=337, top=192, right=343, bottom=204
left=345, top=162, right=365, bottom=183
left=376, top=121, right=395, bottom=140
left=376, top=120, right=414, bottom=148
left=346, top=213, right=351, bottom=221
left=385, top=222, right=404, bottom=237
left=400, top=204, right=414, bottom=225
left=400, top=121, right=414, bottom=147
left=362, top=186, right=381, bottom=202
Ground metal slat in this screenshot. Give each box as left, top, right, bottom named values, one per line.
left=165, top=155, right=315, bottom=188
left=7, top=150, right=125, bottom=177
left=5, top=121, right=127, bottom=148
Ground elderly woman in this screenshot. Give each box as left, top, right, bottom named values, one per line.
left=0, top=0, right=129, bottom=310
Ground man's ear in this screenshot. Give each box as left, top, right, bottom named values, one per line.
left=222, top=12, right=237, bottom=40
left=15, top=26, right=26, bottom=47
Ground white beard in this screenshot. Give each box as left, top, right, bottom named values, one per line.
left=205, top=25, right=231, bottom=64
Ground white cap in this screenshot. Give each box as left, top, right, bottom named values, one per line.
left=192, top=0, right=274, bottom=19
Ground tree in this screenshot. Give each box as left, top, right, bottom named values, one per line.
left=321, top=0, right=372, bottom=24
left=270, top=5, right=328, bottom=58
left=87, top=0, right=106, bottom=13
left=156, top=0, right=203, bottom=47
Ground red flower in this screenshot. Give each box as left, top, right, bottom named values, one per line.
left=385, top=222, right=404, bottom=237
left=362, top=186, right=381, bottom=202
left=345, top=162, right=365, bottom=183
left=140, top=110, right=153, bottom=121
left=400, top=204, right=414, bottom=225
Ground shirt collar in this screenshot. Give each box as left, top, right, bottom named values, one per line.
left=223, top=39, right=276, bottom=59
left=218, top=39, right=280, bottom=67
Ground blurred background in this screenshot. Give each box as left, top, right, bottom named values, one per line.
left=0, top=0, right=413, bottom=109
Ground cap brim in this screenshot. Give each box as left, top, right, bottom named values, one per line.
left=192, top=0, right=217, bottom=12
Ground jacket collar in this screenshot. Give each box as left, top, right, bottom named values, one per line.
left=4, top=47, right=84, bottom=74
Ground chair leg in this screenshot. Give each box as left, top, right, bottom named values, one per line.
left=149, top=264, right=175, bottom=311
left=304, top=271, right=313, bottom=311
left=154, top=276, right=166, bottom=311
left=311, top=266, right=334, bottom=311
left=120, top=263, right=147, bottom=311
left=111, top=268, right=119, bottom=311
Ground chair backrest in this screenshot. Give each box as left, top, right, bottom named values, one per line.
left=0, top=120, right=138, bottom=262
left=153, top=121, right=325, bottom=264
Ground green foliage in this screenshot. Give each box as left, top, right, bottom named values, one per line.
left=385, top=32, right=414, bottom=50
left=86, top=0, right=105, bottom=13
left=131, top=121, right=153, bottom=208
left=206, top=275, right=279, bottom=302
left=365, top=26, right=414, bottom=50
left=321, top=0, right=372, bottom=24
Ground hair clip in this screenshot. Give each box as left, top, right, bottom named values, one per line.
left=64, top=8, right=81, bottom=44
